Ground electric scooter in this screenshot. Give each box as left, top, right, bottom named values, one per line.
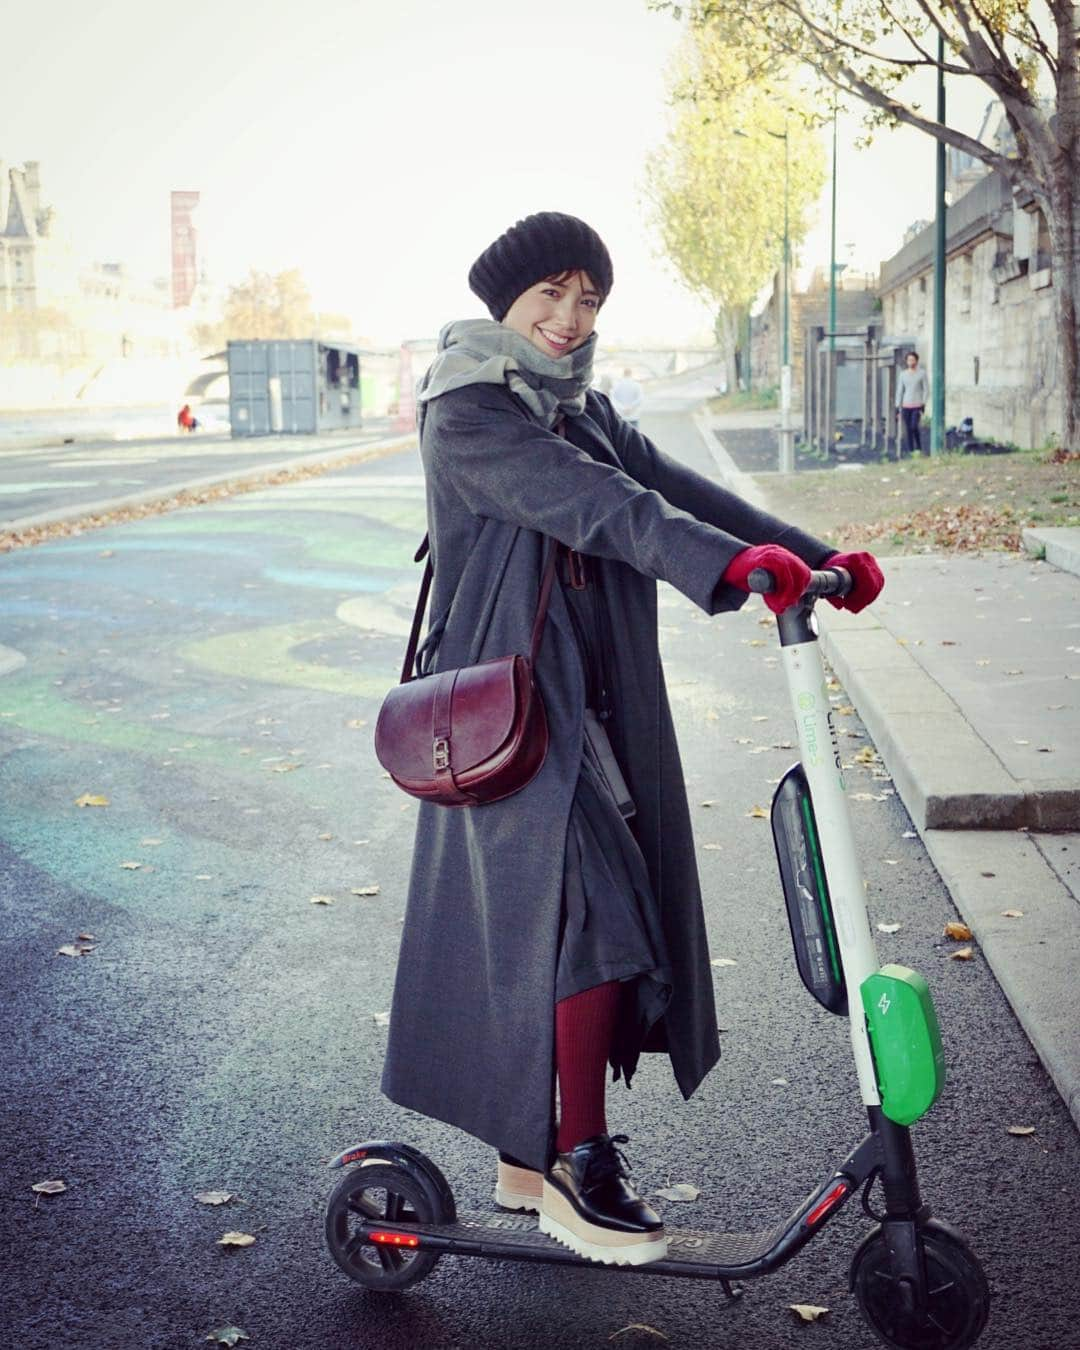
left=324, top=566, right=990, bottom=1350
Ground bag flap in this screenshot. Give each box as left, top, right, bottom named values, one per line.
left=375, top=655, right=524, bottom=780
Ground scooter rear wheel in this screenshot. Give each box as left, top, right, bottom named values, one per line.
left=325, top=1162, right=440, bottom=1291
left=851, top=1221, right=989, bottom=1350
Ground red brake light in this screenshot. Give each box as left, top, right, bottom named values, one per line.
left=806, top=1182, right=848, bottom=1227
left=369, top=1231, right=420, bottom=1247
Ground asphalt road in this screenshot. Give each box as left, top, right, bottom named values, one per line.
left=2, top=412, right=1078, bottom=1350
left=0, top=419, right=395, bottom=527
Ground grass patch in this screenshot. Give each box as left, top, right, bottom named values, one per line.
left=708, top=387, right=779, bottom=414
left=756, top=445, right=1080, bottom=554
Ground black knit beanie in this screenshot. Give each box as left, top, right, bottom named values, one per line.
left=468, top=212, right=614, bottom=321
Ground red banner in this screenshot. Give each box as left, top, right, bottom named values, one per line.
left=170, top=190, right=200, bottom=308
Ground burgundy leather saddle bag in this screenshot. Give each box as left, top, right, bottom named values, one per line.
left=374, top=537, right=558, bottom=807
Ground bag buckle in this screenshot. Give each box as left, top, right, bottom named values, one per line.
left=432, top=737, right=451, bottom=772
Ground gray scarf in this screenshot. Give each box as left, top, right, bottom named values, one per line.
left=417, top=318, right=595, bottom=431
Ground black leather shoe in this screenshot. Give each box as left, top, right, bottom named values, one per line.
left=539, top=1133, right=667, bottom=1266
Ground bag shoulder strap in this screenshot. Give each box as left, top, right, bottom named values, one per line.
left=399, top=417, right=568, bottom=685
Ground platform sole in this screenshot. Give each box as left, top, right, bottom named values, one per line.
left=539, top=1182, right=668, bottom=1267
left=495, top=1160, right=543, bottom=1213
left=494, top=1184, right=541, bottom=1213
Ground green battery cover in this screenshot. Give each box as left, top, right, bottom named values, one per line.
left=860, top=964, right=946, bottom=1126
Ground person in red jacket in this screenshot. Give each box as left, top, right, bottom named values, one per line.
left=177, top=404, right=198, bottom=432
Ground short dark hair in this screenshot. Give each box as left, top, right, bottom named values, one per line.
left=906, top=350, right=919, bottom=362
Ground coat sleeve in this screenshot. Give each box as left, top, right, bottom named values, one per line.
left=594, top=395, right=836, bottom=569
left=422, top=386, right=752, bottom=614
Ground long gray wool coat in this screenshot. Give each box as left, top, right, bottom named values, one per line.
left=380, top=384, right=833, bottom=1171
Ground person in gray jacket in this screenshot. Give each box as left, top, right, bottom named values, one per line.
left=897, top=350, right=930, bottom=453
left=380, top=211, right=884, bottom=1268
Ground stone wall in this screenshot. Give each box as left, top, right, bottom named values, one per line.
left=879, top=174, right=1064, bottom=449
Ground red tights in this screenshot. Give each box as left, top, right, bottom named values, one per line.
left=554, top=980, right=620, bottom=1154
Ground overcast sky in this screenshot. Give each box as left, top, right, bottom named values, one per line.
left=5, top=0, right=993, bottom=345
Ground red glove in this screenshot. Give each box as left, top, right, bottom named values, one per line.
left=722, top=544, right=811, bottom=615
left=824, top=550, right=885, bottom=613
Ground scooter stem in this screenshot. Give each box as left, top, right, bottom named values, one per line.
left=777, top=599, right=883, bottom=1109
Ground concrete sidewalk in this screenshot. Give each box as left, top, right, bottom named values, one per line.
left=706, top=414, right=1080, bottom=1134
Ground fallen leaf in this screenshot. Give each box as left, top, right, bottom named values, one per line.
left=56, top=943, right=93, bottom=957
left=702, top=843, right=723, bottom=851
left=216, top=1231, right=256, bottom=1248
left=902, top=830, right=918, bottom=839
left=877, top=922, right=901, bottom=934
left=609, top=1327, right=670, bottom=1343
left=980, top=871, right=995, bottom=878
left=943, top=921, right=973, bottom=940
left=309, top=894, right=335, bottom=906
left=205, top=1329, right=250, bottom=1348
left=270, top=762, right=301, bottom=774
left=711, top=957, right=738, bottom=967
left=751, top=715, right=768, bottom=723
left=350, top=885, right=380, bottom=897
left=372, top=1011, right=391, bottom=1026
left=853, top=746, right=878, bottom=764
left=74, top=793, right=109, bottom=808
left=883, top=859, right=899, bottom=866
left=31, top=1179, right=67, bottom=1195
left=771, top=1077, right=789, bottom=1086
left=346, top=718, right=367, bottom=729
left=789, top=1304, right=830, bottom=1323
left=949, top=946, right=974, bottom=961
left=317, top=832, right=333, bottom=841
left=747, top=805, right=768, bottom=819
left=1001, top=908, right=1024, bottom=918
left=140, top=837, right=163, bottom=847
left=652, top=1183, right=700, bottom=1203
left=119, top=860, right=142, bottom=870
left=195, top=874, right=213, bottom=881
left=835, top=704, right=855, bottom=716
left=734, top=737, right=753, bottom=745
left=195, top=1191, right=235, bottom=1206
left=700, top=799, right=717, bottom=807
left=77, top=932, right=95, bottom=942
left=1006, top=1125, right=1036, bottom=1136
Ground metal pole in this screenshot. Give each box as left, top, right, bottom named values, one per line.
left=932, top=33, right=947, bottom=454
left=826, top=102, right=838, bottom=454
left=779, top=122, right=795, bottom=471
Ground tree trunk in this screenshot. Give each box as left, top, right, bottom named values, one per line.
left=714, top=309, right=738, bottom=396
left=1044, top=159, right=1080, bottom=452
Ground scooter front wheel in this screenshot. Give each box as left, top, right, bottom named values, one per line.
left=325, top=1162, right=441, bottom=1291
left=851, top=1220, right=989, bottom=1350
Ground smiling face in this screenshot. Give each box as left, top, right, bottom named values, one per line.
left=501, top=270, right=600, bottom=358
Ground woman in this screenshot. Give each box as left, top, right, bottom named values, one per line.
left=896, top=350, right=929, bottom=454
left=381, top=212, right=884, bottom=1267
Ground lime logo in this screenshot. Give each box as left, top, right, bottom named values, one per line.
left=877, top=992, right=891, bottom=1015
left=798, top=692, right=815, bottom=711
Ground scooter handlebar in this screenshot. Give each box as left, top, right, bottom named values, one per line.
left=747, top=565, right=853, bottom=599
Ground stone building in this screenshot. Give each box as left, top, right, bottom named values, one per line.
left=750, top=264, right=879, bottom=398
left=1, top=159, right=193, bottom=405
left=877, top=168, right=1062, bottom=449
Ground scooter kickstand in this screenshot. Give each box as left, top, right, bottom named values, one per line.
left=720, top=1278, right=744, bottom=1301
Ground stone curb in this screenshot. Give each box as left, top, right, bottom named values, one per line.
left=0, top=433, right=416, bottom=538
left=921, top=827, right=1080, bottom=1134
left=692, top=409, right=770, bottom=510
left=1023, top=526, right=1080, bottom=579
left=816, top=604, right=1080, bottom=831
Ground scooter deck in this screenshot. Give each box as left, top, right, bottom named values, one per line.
left=377, top=1209, right=786, bottom=1279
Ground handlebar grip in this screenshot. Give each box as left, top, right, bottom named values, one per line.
left=747, top=566, right=853, bottom=599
